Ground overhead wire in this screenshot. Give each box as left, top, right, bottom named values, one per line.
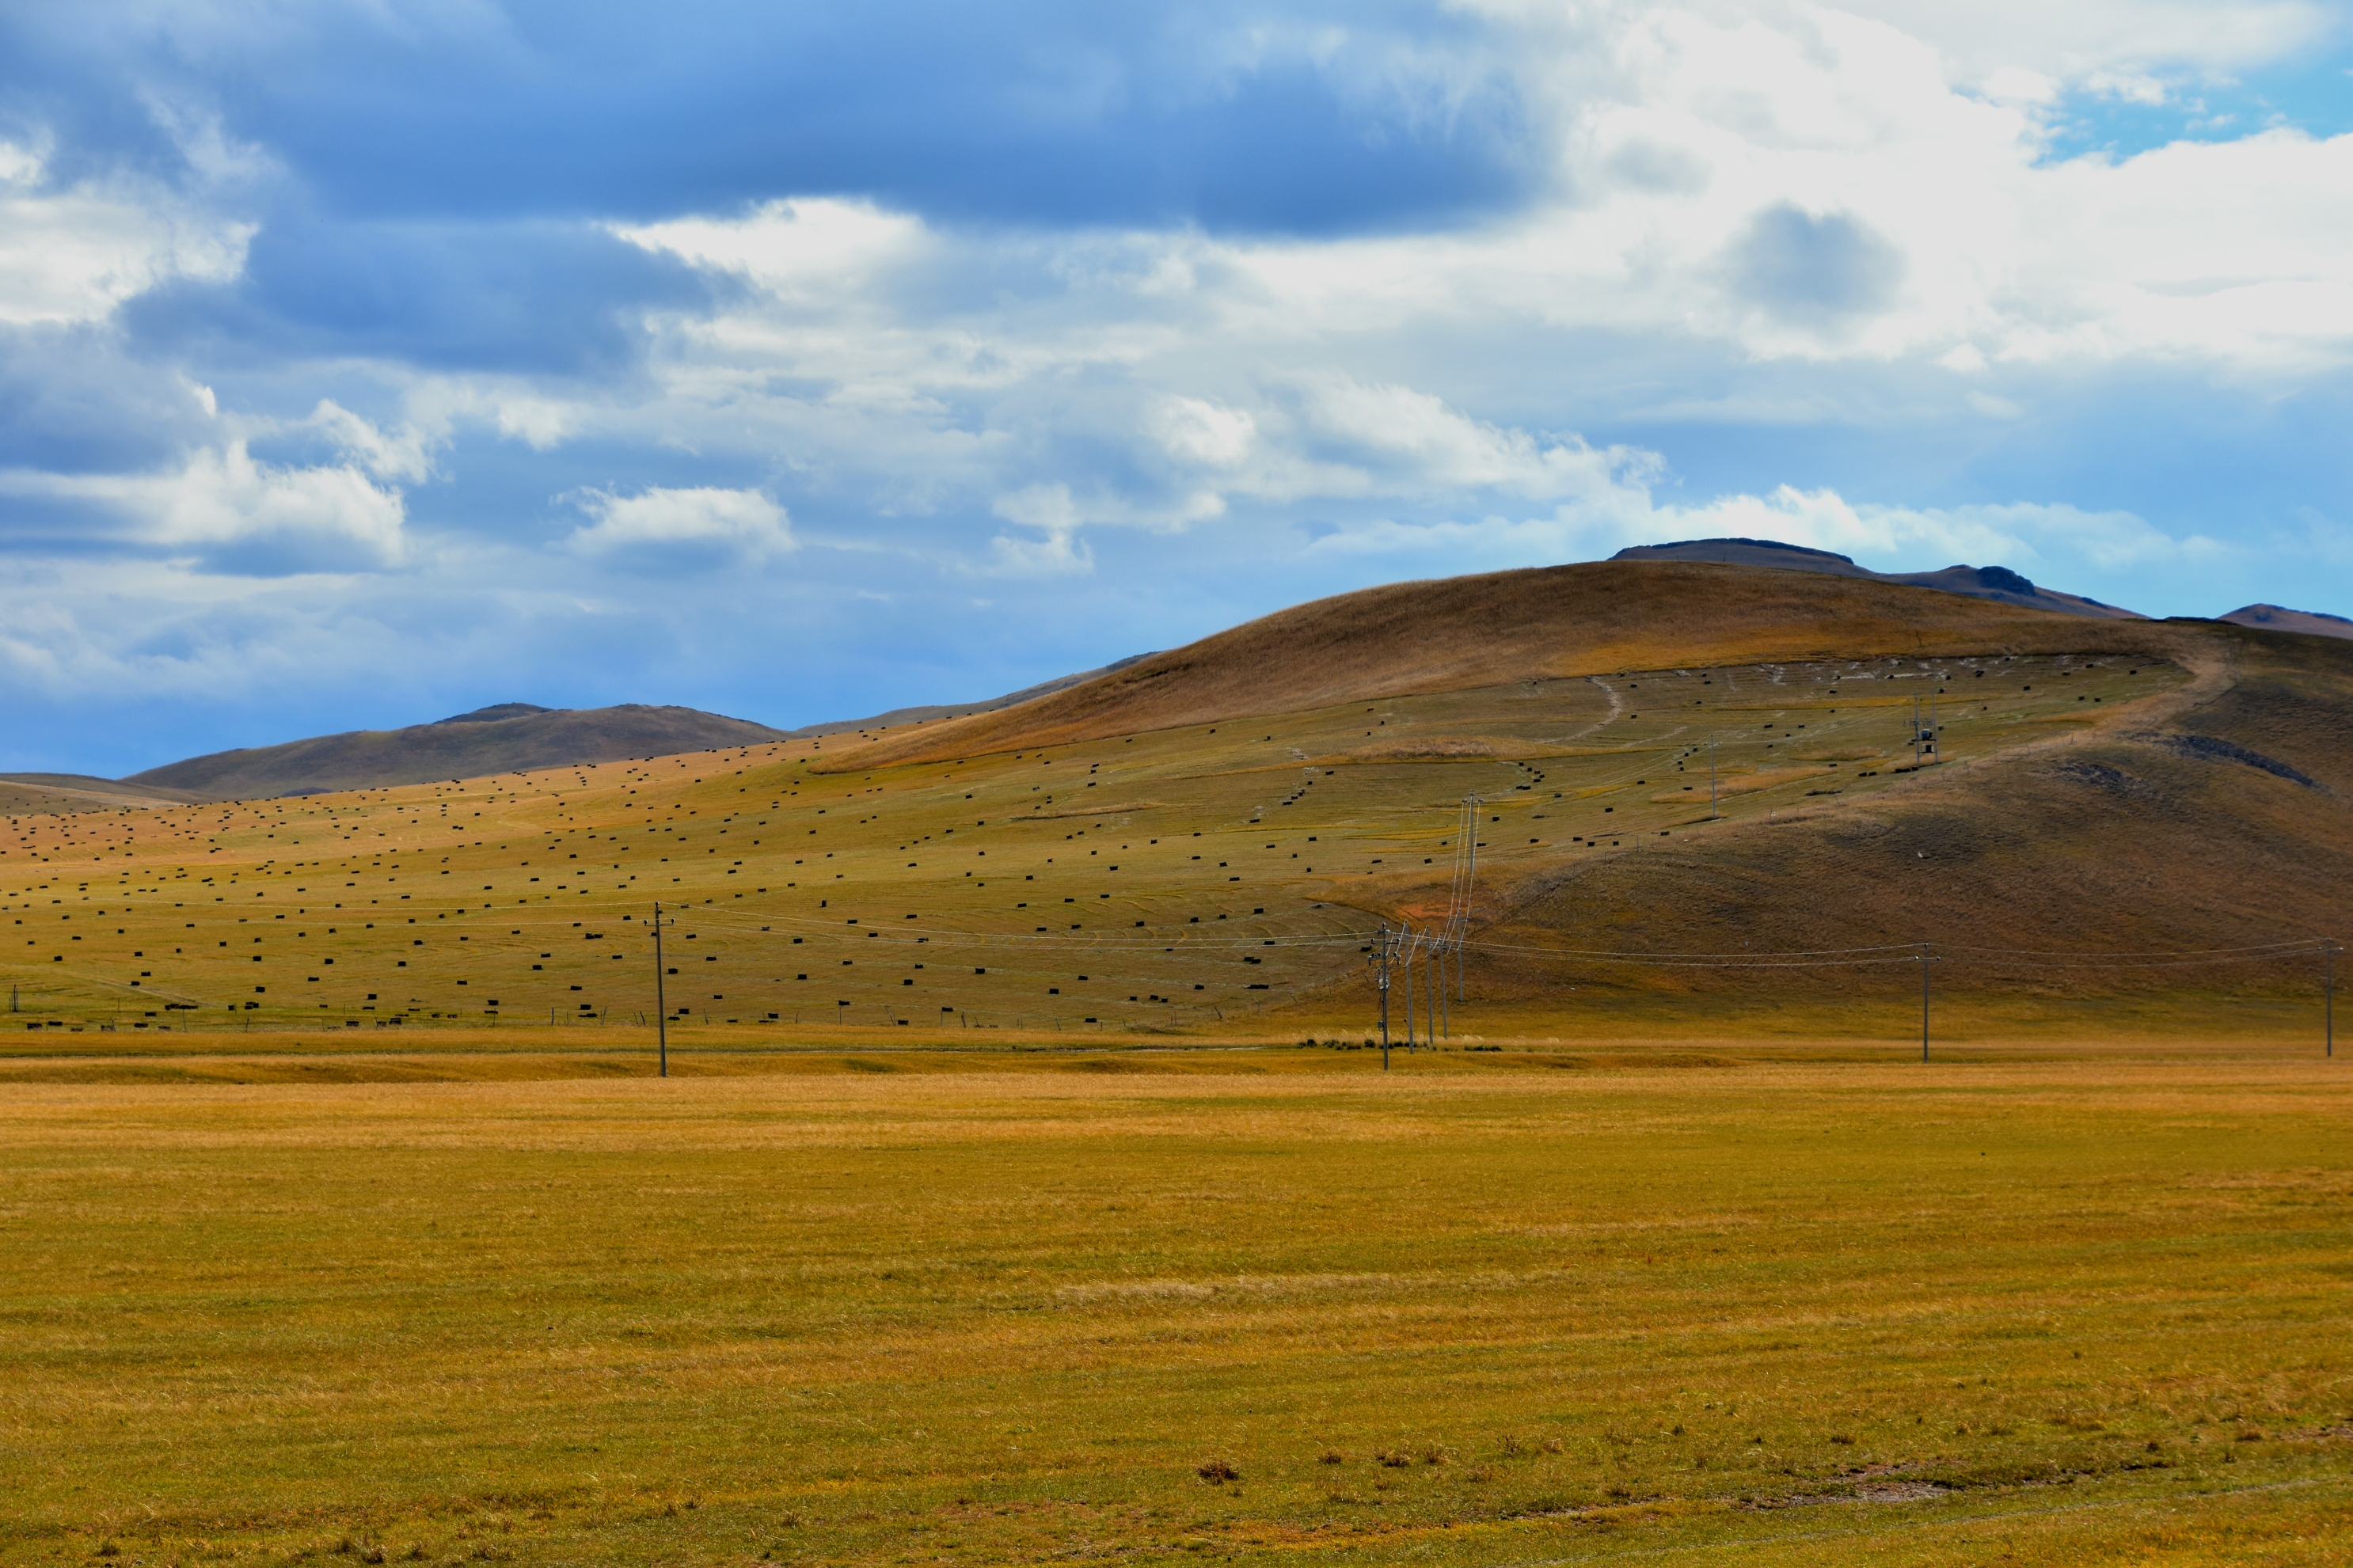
left=627, top=905, right=2339, bottom=971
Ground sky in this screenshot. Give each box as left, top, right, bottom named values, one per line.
left=4, top=0, right=2352, bottom=776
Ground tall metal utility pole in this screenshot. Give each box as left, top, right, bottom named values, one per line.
left=651, top=902, right=674, bottom=1077
left=1374, top=924, right=1394, bottom=1069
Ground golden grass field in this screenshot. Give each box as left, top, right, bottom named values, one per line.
left=2, top=1042, right=2348, bottom=1566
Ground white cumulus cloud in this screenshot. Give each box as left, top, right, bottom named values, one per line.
left=563, top=486, right=796, bottom=560
left=0, top=444, right=409, bottom=571
left=0, top=136, right=256, bottom=326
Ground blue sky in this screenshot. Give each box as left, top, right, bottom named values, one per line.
left=4, top=0, right=2351, bottom=775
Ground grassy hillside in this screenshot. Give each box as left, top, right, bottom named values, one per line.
left=0, top=773, right=202, bottom=818
left=4, top=562, right=2343, bottom=1046
left=1474, top=621, right=2350, bottom=1029
left=845, top=561, right=2178, bottom=770
left=125, top=702, right=789, bottom=800
left=784, top=652, right=1155, bottom=738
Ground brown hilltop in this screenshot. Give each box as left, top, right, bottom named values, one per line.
left=1609, top=537, right=2143, bottom=619
left=840, top=560, right=2185, bottom=770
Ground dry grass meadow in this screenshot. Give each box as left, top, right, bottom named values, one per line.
left=2, top=1042, right=2349, bottom=1567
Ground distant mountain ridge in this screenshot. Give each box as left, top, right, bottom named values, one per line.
left=781, top=654, right=1157, bottom=738
left=2220, top=604, right=2353, bottom=642
left=124, top=703, right=791, bottom=800
left=18, top=661, right=1163, bottom=806
left=1610, top=539, right=2351, bottom=640
left=1608, top=537, right=2143, bottom=619
left=2, top=663, right=1163, bottom=809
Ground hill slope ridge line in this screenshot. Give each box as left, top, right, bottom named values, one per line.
left=834, top=561, right=2188, bottom=771
left=783, top=654, right=1157, bottom=739
left=1610, top=537, right=2142, bottom=619
left=2220, top=603, right=2353, bottom=641
left=128, top=703, right=789, bottom=799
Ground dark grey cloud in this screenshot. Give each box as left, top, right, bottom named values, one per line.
left=0, top=323, right=213, bottom=473
left=1731, top=203, right=1905, bottom=323
left=120, top=218, right=719, bottom=376
left=1, top=1, right=1538, bottom=237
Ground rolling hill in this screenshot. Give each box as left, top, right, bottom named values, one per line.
left=123, top=703, right=791, bottom=801
left=3, top=667, right=1159, bottom=813
left=0, top=774, right=204, bottom=818
left=841, top=558, right=2176, bottom=770
left=4, top=556, right=2346, bottom=1042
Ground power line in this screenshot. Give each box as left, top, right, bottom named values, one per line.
left=1454, top=936, right=2339, bottom=967
left=1433, top=792, right=1481, bottom=1026
left=682, top=909, right=1372, bottom=953
left=1463, top=938, right=1922, bottom=961
left=1925, top=952, right=2330, bottom=973
left=1933, top=937, right=2321, bottom=959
